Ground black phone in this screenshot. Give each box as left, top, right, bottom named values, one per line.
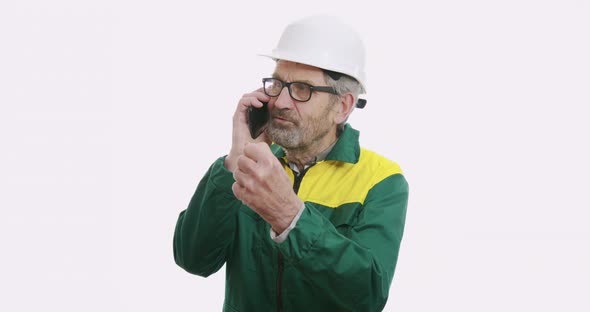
left=247, top=102, right=269, bottom=139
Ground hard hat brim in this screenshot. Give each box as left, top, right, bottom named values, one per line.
left=258, top=52, right=367, bottom=94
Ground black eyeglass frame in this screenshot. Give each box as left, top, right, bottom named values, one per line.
left=262, top=78, right=339, bottom=102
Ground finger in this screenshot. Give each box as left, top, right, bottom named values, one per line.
left=233, top=168, right=257, bottom=192
left=250, top=87, right=268, bottom=100
left=251, top=88, right=270, bottom=107
left=239, top=90, right=270, bottom=109
left=237, top=97, right=262, bottom=111
left=232, top=167, right=247, bottom=186
left=236, top=154, right=258, bottom=175
left=234, top=96, right=262, bottom=125
left=232, top=178, right=255, bottom=204
left=232, top=182, right=244, bottom=200
left=243, top=142, right=271, bottom=162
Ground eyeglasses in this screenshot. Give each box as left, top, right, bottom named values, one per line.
left=262, top=78, right=338, bottom=102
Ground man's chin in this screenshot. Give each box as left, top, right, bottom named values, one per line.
left=267, top=127, right=300, bottom=148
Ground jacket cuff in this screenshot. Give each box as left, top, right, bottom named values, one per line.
left=270, top=203, right=306, bottom=243
left=276, top=203, right=326, bottom=262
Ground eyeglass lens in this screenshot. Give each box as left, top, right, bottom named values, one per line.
left=264, top=79, right=311, bottom=102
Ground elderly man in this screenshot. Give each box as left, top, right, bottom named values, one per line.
left=173, top=15, right=409, bottom=312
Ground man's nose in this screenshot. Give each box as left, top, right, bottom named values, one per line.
left=271, top=86, right=295, bottom=110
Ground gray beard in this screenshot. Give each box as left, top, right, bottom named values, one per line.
left=267, top=102, right=336, bottom=151
left=266, top=122, right=304, bottom=149
left=266, top=118, right=333, bottom=152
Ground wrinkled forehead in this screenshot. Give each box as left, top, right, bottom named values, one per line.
left=272, top=60, right=326, bottom=84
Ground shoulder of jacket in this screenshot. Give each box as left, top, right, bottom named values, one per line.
left=358, top=148, right=403, bottom=178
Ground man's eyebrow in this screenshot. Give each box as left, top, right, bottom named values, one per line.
left=270, top=73, right=316, bottom=85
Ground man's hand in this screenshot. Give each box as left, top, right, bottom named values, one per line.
left=225, top=89, right=271, bottom=173
left=232, top=142, right=303, bottom=234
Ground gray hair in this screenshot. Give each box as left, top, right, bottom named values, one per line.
left=322, top=71, right=362, bottom=134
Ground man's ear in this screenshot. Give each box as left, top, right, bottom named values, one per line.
left=333, top=93, right=355, bottom=124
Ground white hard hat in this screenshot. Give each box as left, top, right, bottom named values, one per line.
left=259, top=15, right=367, bottom=94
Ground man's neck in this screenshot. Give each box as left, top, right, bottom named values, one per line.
left=284, top=131, right=339, bottom=172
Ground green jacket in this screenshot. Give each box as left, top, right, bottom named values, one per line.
left=174, top=124, right=409, bottom=312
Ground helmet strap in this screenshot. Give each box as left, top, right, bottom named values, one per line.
left=324, top=70, right=343, bottom=81
left=356, top=98, right=367, bottom=109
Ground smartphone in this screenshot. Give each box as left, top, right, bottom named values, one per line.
left=247, top=101, right=269, bottom=139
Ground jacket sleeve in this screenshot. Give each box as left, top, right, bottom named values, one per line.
left=173, top=157, right=240, bottom=277
left=277, top=173, right=409, bottom=311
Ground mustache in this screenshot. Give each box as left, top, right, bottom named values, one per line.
left=271, top=110, right=298, bottom=123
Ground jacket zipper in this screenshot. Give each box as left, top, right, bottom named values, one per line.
left=277, top=166, right=310, bottom=312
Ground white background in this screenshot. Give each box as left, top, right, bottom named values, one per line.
left=1, top=0, right=589, bottom=311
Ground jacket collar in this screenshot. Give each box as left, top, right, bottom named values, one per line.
left=271, top=123, right=360, bottom=164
